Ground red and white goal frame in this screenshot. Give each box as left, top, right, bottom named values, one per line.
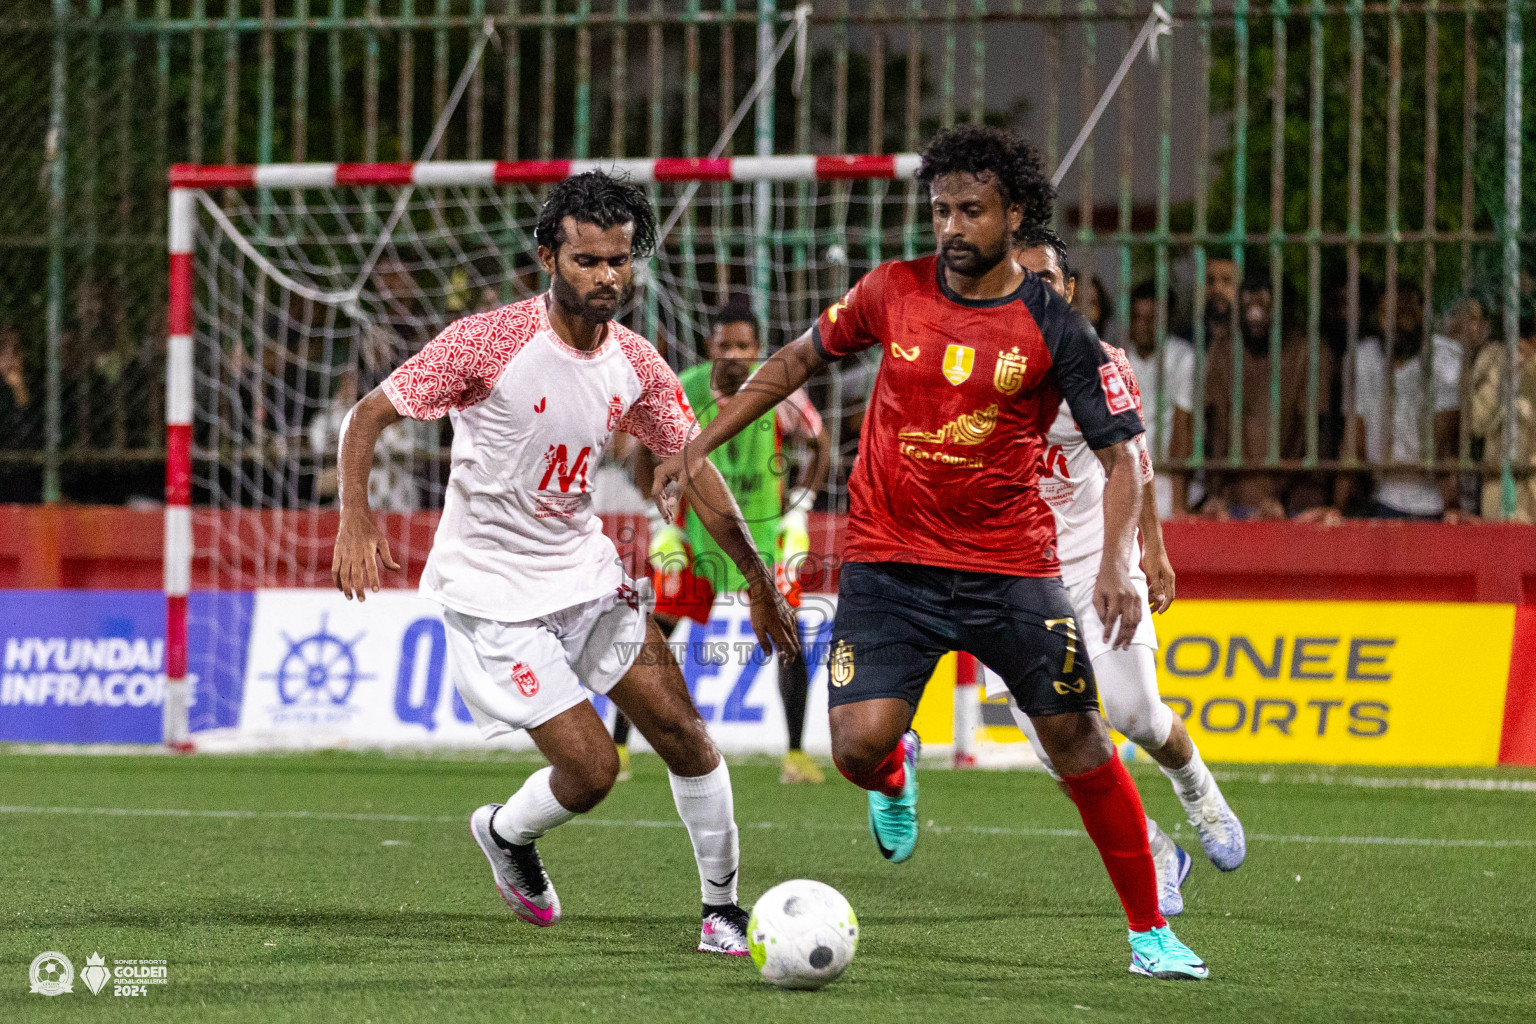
left=161, top=153, right=920, bottom=750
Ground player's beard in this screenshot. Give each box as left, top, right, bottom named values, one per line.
left=939, top=236, right=1007, bottom=279
left=551, top=265, right=633, bottom=325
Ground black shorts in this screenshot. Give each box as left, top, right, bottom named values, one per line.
left=825, top=560, right=1098, bottom=719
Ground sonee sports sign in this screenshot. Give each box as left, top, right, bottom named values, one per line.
left=1149, top=600, right=1515, bottom=766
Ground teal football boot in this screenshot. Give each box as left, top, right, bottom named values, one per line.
left=1128, top=925, right=1209, bottom=980
left=867, top=730, right=921, bottom=863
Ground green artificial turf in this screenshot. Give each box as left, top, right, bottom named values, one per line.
left=2, top=750, right=1533, bottom=1023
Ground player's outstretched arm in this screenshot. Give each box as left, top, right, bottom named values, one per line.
left=652, top=331, right=828, bottom=520
left=331, top=386, right=404, bottom=601
left=1094, top=439, right=1144, bottom=649
left=684, top=458, right=802, bottom=663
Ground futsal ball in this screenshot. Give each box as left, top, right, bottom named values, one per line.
left=747, top=879, right=858, bottom=990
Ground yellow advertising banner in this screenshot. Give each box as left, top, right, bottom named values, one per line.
left=1147, top=601, right=1515, bottom=766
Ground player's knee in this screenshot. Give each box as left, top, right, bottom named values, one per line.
left=1033, top=711, right=1114, bottom=777
left=830, top=732, right=891, bottom=780
left=647, top=710, right=715, bottom=774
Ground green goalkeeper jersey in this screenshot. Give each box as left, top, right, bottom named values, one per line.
left=679, top=362, right=782, bottom=593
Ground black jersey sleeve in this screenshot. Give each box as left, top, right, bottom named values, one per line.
left=1026, top=278, right=1145, bottom=450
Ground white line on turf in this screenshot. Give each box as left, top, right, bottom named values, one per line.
left=1, top=804, right=1533, bottom=849
left=1209, top=770, right=1536, bottom=793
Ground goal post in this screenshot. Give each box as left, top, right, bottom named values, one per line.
left=162, top=154, right=924, bottom=750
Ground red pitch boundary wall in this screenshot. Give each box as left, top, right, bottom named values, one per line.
left=3, top=505, right=1534, bottom=762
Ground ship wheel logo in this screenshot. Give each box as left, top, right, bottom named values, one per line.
left=262, top=613, right=373, bottom=706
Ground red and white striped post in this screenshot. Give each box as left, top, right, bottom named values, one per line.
left=165, top=153, right=920, bottom=191
left=163, top=185, right=194, bottom=752
left=161, top=154, right=920, bottom=749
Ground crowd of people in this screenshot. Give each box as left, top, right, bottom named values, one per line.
left=1071, top=257, right=1536, bottom=523
left=1, top=248, right=1531, bottom=524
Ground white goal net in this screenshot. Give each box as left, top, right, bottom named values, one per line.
left=171, top=159, right=928, bottom=736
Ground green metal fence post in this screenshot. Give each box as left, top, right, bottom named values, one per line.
left=753, top=0, right=776, bottom=333
left=44, top=0, right=68, bottom=504
left=1269, top=0, right=1288, bottom=467
left=1306, top=0, right=1324, bottom=468
left=1229, top=0, right=1249, bottom=471
left=1501, top=0, right=1523, bottom=519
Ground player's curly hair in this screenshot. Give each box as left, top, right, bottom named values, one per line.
left=916, top=125, right=1055, bottom=233
left=1015, top=223, right=1071, bottom=282
left=535, top=170, right=658, bottom=258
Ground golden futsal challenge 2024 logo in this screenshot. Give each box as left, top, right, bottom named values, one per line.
left=29, top=951, right=168, bottom=997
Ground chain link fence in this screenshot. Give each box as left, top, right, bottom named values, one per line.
left=0, top=1, right=1531, bottom=516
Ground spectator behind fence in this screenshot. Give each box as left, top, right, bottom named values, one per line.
left=1074, top=274, right=1112, bottom=340
left=1334, top=278, right=1463, bottom=520
left=1122, top=280, right=1195, bottom=518
left=308, top=366, right=434, bottom=512
left=0, top=325, right=32, bottom=442
left=1202, top=255, right=1241, bottom=353
left=1202, top=270, right=1335, bottom=520
left=1468, top=311, right=1536, bottom=522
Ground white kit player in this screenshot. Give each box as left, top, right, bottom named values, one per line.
left=1009, top=227, right=1246, bottom=915
left=331, top=172, right=800, bottom=954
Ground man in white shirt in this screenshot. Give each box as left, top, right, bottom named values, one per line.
left=1336, top=279, right=1463, bottom=519
left=1122, top=280, right=1195, bottom=519
left=329, top=172, right=800, bottom=954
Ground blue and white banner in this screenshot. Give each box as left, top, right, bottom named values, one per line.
left=1, top=589, right=836, bottom=753
left=0, top=591, right=249, bottom=745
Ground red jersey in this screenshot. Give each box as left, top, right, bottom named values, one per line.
left=813, top=255, right=1144, bottom=577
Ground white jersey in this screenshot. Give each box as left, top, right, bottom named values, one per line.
left=1038, top=346, right=1154, bottom=583
left=383, top=296, right=698, bottom=622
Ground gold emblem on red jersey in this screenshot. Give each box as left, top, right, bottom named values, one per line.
left=891, top=341, right=920, bottom=361
left=897, top=404, right=999, bottom=446
left=993, top=346, right=1028, bottom=396
left=941, top=344, right=975, bottom=385
left=825, top=297, right=850, bottom=323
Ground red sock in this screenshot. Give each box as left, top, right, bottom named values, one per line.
left=837, top=742, right=906, bottom=798
left=1062, top=754, right=1166, bottom=933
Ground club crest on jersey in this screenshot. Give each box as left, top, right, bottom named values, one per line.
left=829, top=640, right=855, bottom=687
left=993, top=346, right=1028, bottom=395
left=606, top=394, right=624, bottom=430
left=941, top=344, right=975, bottom=385
left=1099, top=362, right=1134, bottom=414
left=512, top=662, right=540, bottom=697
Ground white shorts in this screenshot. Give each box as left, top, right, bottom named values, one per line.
left=1061, top=563, right=1159, bottom=664
left=983, top=564, right=1157, bottom=700
left=443, top=579, right=653, bottom=739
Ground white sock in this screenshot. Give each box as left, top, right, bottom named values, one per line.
left=669, top=760, right=740, bottom=907
left=1146, top=815, right=1173, bottom=856
left=492, top=766, right=576, bottom=846
left=1160, top=745, right=1216, bottom=809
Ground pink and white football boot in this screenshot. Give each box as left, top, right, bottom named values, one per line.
left=470, top=804, right=562, bottom=927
